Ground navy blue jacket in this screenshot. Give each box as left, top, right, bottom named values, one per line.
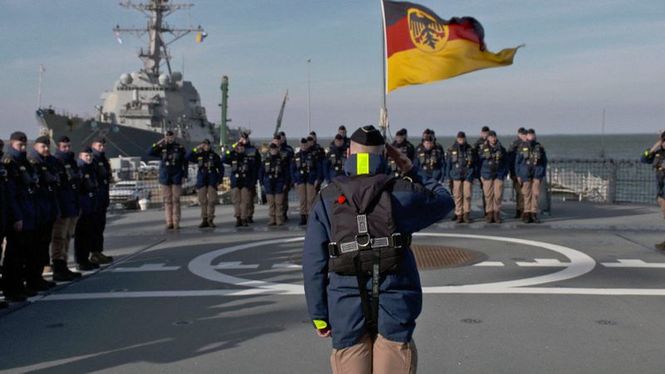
left=187, top=148, right=224, bottom=188
left=28, top=150, right=59, bottom=225
left=506, top=137, right=522, bottom=177
left=515, top=141, right=548, bottom=180
left=641, top=146, right=665, bottom=198
left=479, top=142, right=508, bottom=180
left=291, top=148, right=323, bottom=185
left=0, top=155, right=9, bottom=237
left=3, top=148, right=38, bottom=231
left=280, top=144, right=294, bottom=187
left=92, top=150, right=111, bottom=209
left=222, top=149, right=258, bottom=189
left=446, top=142, right=476, bottom=181
left=259, top=153, right=290, bottom=194
left=303, top=153, right=454, bottom=349
left=413, top=145, right=446, bottom=182
left=78, top=159, right=100, bottom=216
left=54, top=150, right=81, bottom=218
left=324, top=145, right=347, bottom=183
left=148, top=142, right=188, bottom=185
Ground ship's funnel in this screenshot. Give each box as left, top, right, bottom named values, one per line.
left=158, top=74, right=170, bottom=86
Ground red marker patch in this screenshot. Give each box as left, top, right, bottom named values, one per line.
left=337, top=195, right=346, bottom=204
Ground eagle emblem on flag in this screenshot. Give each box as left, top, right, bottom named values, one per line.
left=407, top=8, right=448, bottom=53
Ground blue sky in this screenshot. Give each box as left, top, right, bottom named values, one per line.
left=1, top=0, right=664, bottom=138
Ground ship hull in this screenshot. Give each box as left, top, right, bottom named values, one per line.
left=37, top=110, right=200, bottom=159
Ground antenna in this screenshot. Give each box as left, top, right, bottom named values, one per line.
left=37, top=64, right=45, bottom=109
left=114, top=0, right=204, bottom=78
left=600, top=108, right=606, bottom=159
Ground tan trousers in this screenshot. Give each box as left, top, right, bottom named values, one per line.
left=197, top=186, right=218, bottom=221
left=51, top=216, right=79, bottom=262
left=511, top=175, right=523, bottom=212
left=162, top=184, right=182, bottom=226
left=658, top=197, right=665, bottom=218
left=331, top=335, right=417, bottom=374
left=297, top=183, right=317, bottom=215
left=232, top=187, right=251, bottom=220
left=481, top=178, right=504, bottom=214
left=452, top=180, right=473, bottom=216
left=267, top=193, right=285, bottom=225
left=284, top=186, right=291, bottom=217
left=248, top=186, right=256, bottom=218
left=521, top=179, right=541, bottom=214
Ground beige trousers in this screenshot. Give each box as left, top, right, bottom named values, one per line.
left=267, top=193, right=285, bottom=225
left=481, top=178, right=504, bottom=214
left=658, top=197, right=665, bottom=218
left=297, top=183, right=317, bottom=215
left=232, top=187, right=251, bottom=220
left=51, top=216, right=79, bottom=261
left=248, top=186, right=256, bottom=217
left=521, top=179, right=541, bottom=214
left=197, top=186, right=218, bottom=221
left=331, top=334, right=417, bottom=374
left=452, top=180, right=473, bottom=216
left=162, top=184, right=182, bottom=226
left=511, top=175, right=524, bottom=212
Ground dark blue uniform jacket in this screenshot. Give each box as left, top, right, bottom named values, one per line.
left=148, top=142, right=188, bottom=185
left=54, top=150, right=81, bottom=218
left=187, top=149, right=224, bottom=188
left=515, top=141, right=548, bottom=180
left=302, top=153, right=454, bottom=349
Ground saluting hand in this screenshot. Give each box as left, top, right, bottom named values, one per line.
left=385, top=143, right=412, bottom=173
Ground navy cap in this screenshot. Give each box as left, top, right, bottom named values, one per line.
left=396, top=128, right=407, bottom=136
left=334, top=134, right=344, bottom=140
left=92, top=137, right=106, bottom=144
left=481, top=126, right=490, bottom=132
left=269, top=143, right=278, bottom=149
left=527, top=128, right=536, bottom=135
left=273, top=134, right=281, bottom=140
left=240, top=132, right=249, bottom=139
left=518, top=127, right=527, bottom=135
left=350, top=125, right=384, bottom=146
left=488, top=130, right=497, bottom=137
left=57, top=136, right=71, bottom=143
left=202, top=139, right=211, bottom=145
left=278, top=131, right=286, bottom=137
left=10, top=131, right=27, bottom=142
left=165, top=130, right=175, bottom=136
left=300, top=137, right=308, bottom=144
left=309, top=131, right=317, bottom=136
left=338, top=125, right=346, bottom=131
left=457, top=131, right=466, bottom=139
left=35, top=136, right=50, bottom=146
left=81, top=146, right=93, bottom=154
left=423, top=135, right=434, bottom=142
left=306, top=136, right=315, bottom=142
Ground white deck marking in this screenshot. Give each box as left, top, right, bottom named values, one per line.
left=112, top=263, right=181, bottom=272
left=516, top=259, right=570, bottom=267
left=212, top=262, right=259, bottom=270
left=601, top=259, right=665, bottom=268
left=272, top=263, right=302, bottom=269
left=473, top=261, right=505, bottom=267
left=34, top=234, right=665, bottom=300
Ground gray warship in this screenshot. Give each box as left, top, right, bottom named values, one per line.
left=36, top=0, right=239, bottom=158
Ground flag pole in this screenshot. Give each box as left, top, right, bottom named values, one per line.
left=379, top=0, right=389, bottom=138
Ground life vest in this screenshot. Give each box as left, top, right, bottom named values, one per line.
left=482, top=144, right=504, bottom=177
left=327, top=147, right=346, bottom=176
left=324, top=174, right=411, bottom=276
left=417, top=148, right=442, bottom=173
left=263, top=155, right=284, bottom=180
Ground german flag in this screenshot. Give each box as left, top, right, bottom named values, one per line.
left=383, top=0, right=521, bottom=92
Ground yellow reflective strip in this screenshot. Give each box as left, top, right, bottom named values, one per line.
left=644, top=150, right=650, bottom=157
left=357, top=153, right=369, bottom=175
left=313, top=320, right=328, bottom=330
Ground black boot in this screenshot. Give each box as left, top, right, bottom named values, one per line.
left=241, top=219, right=249, bottom=227
left=198, top=219, right=209, bottom=228
left=53, top=260, right=80, bottom=282
left=531, top=213, right=541, bottom=223
left=235, top=217, right=243, bottom=227
left=247, top=216, right=254, bottom=224
left=515, top=210, right=522, bottom=219
left=299, top=215, right=308, bottom=226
